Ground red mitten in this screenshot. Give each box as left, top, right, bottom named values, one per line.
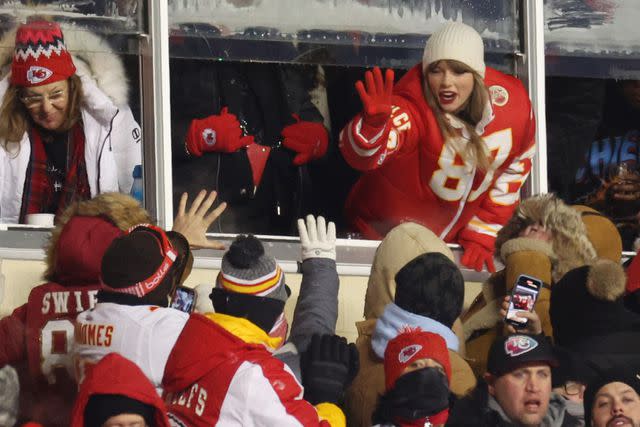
left=355, top=66, right=395, bottom=130
left=281, top=114, right=329, bottom=166
left=460, top=239, right=496, bottom=273
left=185, top=107, right=254, bottom=156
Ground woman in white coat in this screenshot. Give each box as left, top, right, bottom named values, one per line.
left=0, top=19, right=141, bottom=223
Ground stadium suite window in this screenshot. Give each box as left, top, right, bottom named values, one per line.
left=544, top=0, right=640, bottom=251
left=166, top=0, right=521, bottom=238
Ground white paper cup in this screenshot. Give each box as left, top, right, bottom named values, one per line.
left=25, top=213, right=55, bottom=227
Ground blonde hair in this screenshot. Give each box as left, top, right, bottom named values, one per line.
left=0, top=74, right=83, bottom=152
left=424, top=60, right=491, bottom=171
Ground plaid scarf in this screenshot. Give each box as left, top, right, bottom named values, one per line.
left=19, top=123, right=91, bottom=222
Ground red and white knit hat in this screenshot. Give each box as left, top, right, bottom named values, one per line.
left=422, top=21, right=486, bottom=78
left=383, top=328, right=451, bottom=390
left=11, top=20, right=76, bottom=87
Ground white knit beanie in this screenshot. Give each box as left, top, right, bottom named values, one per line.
left=422, top=22, right=486, bottom=78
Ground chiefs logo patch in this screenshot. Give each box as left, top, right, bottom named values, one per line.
left=26, top=66, right=53, bottom=85
left=202, top=128, right=217, bottom=146
left=505, top=335, right=538, bottom=357
left=489, top=85, right=509, bottom=107
left=398, top=344, right=422, bottom=364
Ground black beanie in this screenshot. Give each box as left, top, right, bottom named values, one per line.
left=394, top=252, right=464, bottom=328
left=550, top=261, right=635, bottom=348
left=584, top=365, right=640, bottom=427
left=84, top=394, right=155, bottom=427
left=101, top=227, right=166, bottom=289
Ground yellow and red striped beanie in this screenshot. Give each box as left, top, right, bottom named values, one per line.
left=217, top=235, right=287, bottom=302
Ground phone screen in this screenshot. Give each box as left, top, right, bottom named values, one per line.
left=170, top=286, right=197, bottom=313
left=505, top=275, right=542, bottom=328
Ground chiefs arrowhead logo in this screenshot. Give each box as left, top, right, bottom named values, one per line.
left=202, top=128, right=217, bottom=146
left=26, top=66, right=53, bottom=85
left=505, top=335, right=538, bottom=357
left=489, top=85, right=509, bottom=107
left=398, top=344, right=422, bottom=364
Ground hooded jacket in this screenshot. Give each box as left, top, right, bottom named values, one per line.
left=462, top=194, right=622, bottom=376
left=162, top=312, right=345, bottom=427
left=70, top=353, right=171, bottom=427
left=446, top=380, right=581, bottom=427
left=0, top=23, right=142, bottom=223
left=0, top=193, right=149, bottom=426
left=344, top=222, right=476, bottom=427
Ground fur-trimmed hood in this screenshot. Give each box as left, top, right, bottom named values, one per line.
left=44, top=192, right=151, bottom=283
left=495, top=194, right=600, bottom=281
left=0, top=20, right=129, bottom=106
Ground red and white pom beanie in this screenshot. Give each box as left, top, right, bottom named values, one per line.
left=11, top=20, right=76, bottom=87
left=422, top=21, right=486, bottom=78
left=383, top=328, right=451, bottom=390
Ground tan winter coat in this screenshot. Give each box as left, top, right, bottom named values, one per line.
left=344, top=222, right=477, bottom=427
left=462, top=194, right=622, bottom=376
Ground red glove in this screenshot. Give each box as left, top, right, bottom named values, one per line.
left=281, top=114, right=328, bottom=166
left=460, top=239, right=496, bottom=273
left=355, top=66, right=395, bottom=129
left=185, top=107, right=254, bottom=156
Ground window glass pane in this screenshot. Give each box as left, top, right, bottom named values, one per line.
left=169, top=0, right=524, bottom=239
left=169, top=0, right=520, bottom=237
left=0, top=5, right=144, bottom=227
left=545, top=0, right=640, bottom=250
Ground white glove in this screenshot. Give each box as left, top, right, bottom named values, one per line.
left=297, top=215, right=336, bottom=261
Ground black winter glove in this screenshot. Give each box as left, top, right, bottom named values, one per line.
left=301, top=334, right=359, bottom=405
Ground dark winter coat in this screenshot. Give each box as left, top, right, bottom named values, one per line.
left=170, top=33, right=326, bottom=235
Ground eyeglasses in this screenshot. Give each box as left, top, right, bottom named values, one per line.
left=20, top=88, right=67, bottom=109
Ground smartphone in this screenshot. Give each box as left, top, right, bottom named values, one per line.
left=505, top=274, right=543, bottom=328
left=170, top=286, right=197, bottom=313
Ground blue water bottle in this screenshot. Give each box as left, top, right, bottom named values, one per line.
left=130, top=165, right=144, bottom=204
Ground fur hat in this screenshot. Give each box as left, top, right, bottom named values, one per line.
left=422, top=22, right=485, bottom=78
left=384, top=329, right=451, bottom=390
left=495, top=194, right=600, bottom=281
left=0, top=365, right=19, bottom=427
left=394, top=252, right=464, bottom=328
left=217, top=235, right=287, bottom=303
left=11, top=20, right=76, bottom=87
left=550, top=261, right=633, bottom=348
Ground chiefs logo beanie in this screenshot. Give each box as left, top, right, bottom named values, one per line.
left=11, top=20, right=76, bottom=87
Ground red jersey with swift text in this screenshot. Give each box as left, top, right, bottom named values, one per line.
left=339, top=65, right=536, bottom=249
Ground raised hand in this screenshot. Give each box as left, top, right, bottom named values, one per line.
left=355, top=66, right=395, bottom=128
left=297, top=215, right=336, bottom=261
left=172, top=190, right=227, bottom=250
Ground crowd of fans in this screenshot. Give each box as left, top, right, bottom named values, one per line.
left=2, top=189, right=640, bottom=427
left=1, top=15, right=640, bottom=427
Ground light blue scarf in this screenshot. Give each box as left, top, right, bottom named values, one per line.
left=371, top=303, right=459, bottom=359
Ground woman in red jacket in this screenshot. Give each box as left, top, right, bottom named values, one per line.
left=340, top=22, right=537, bottom=272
